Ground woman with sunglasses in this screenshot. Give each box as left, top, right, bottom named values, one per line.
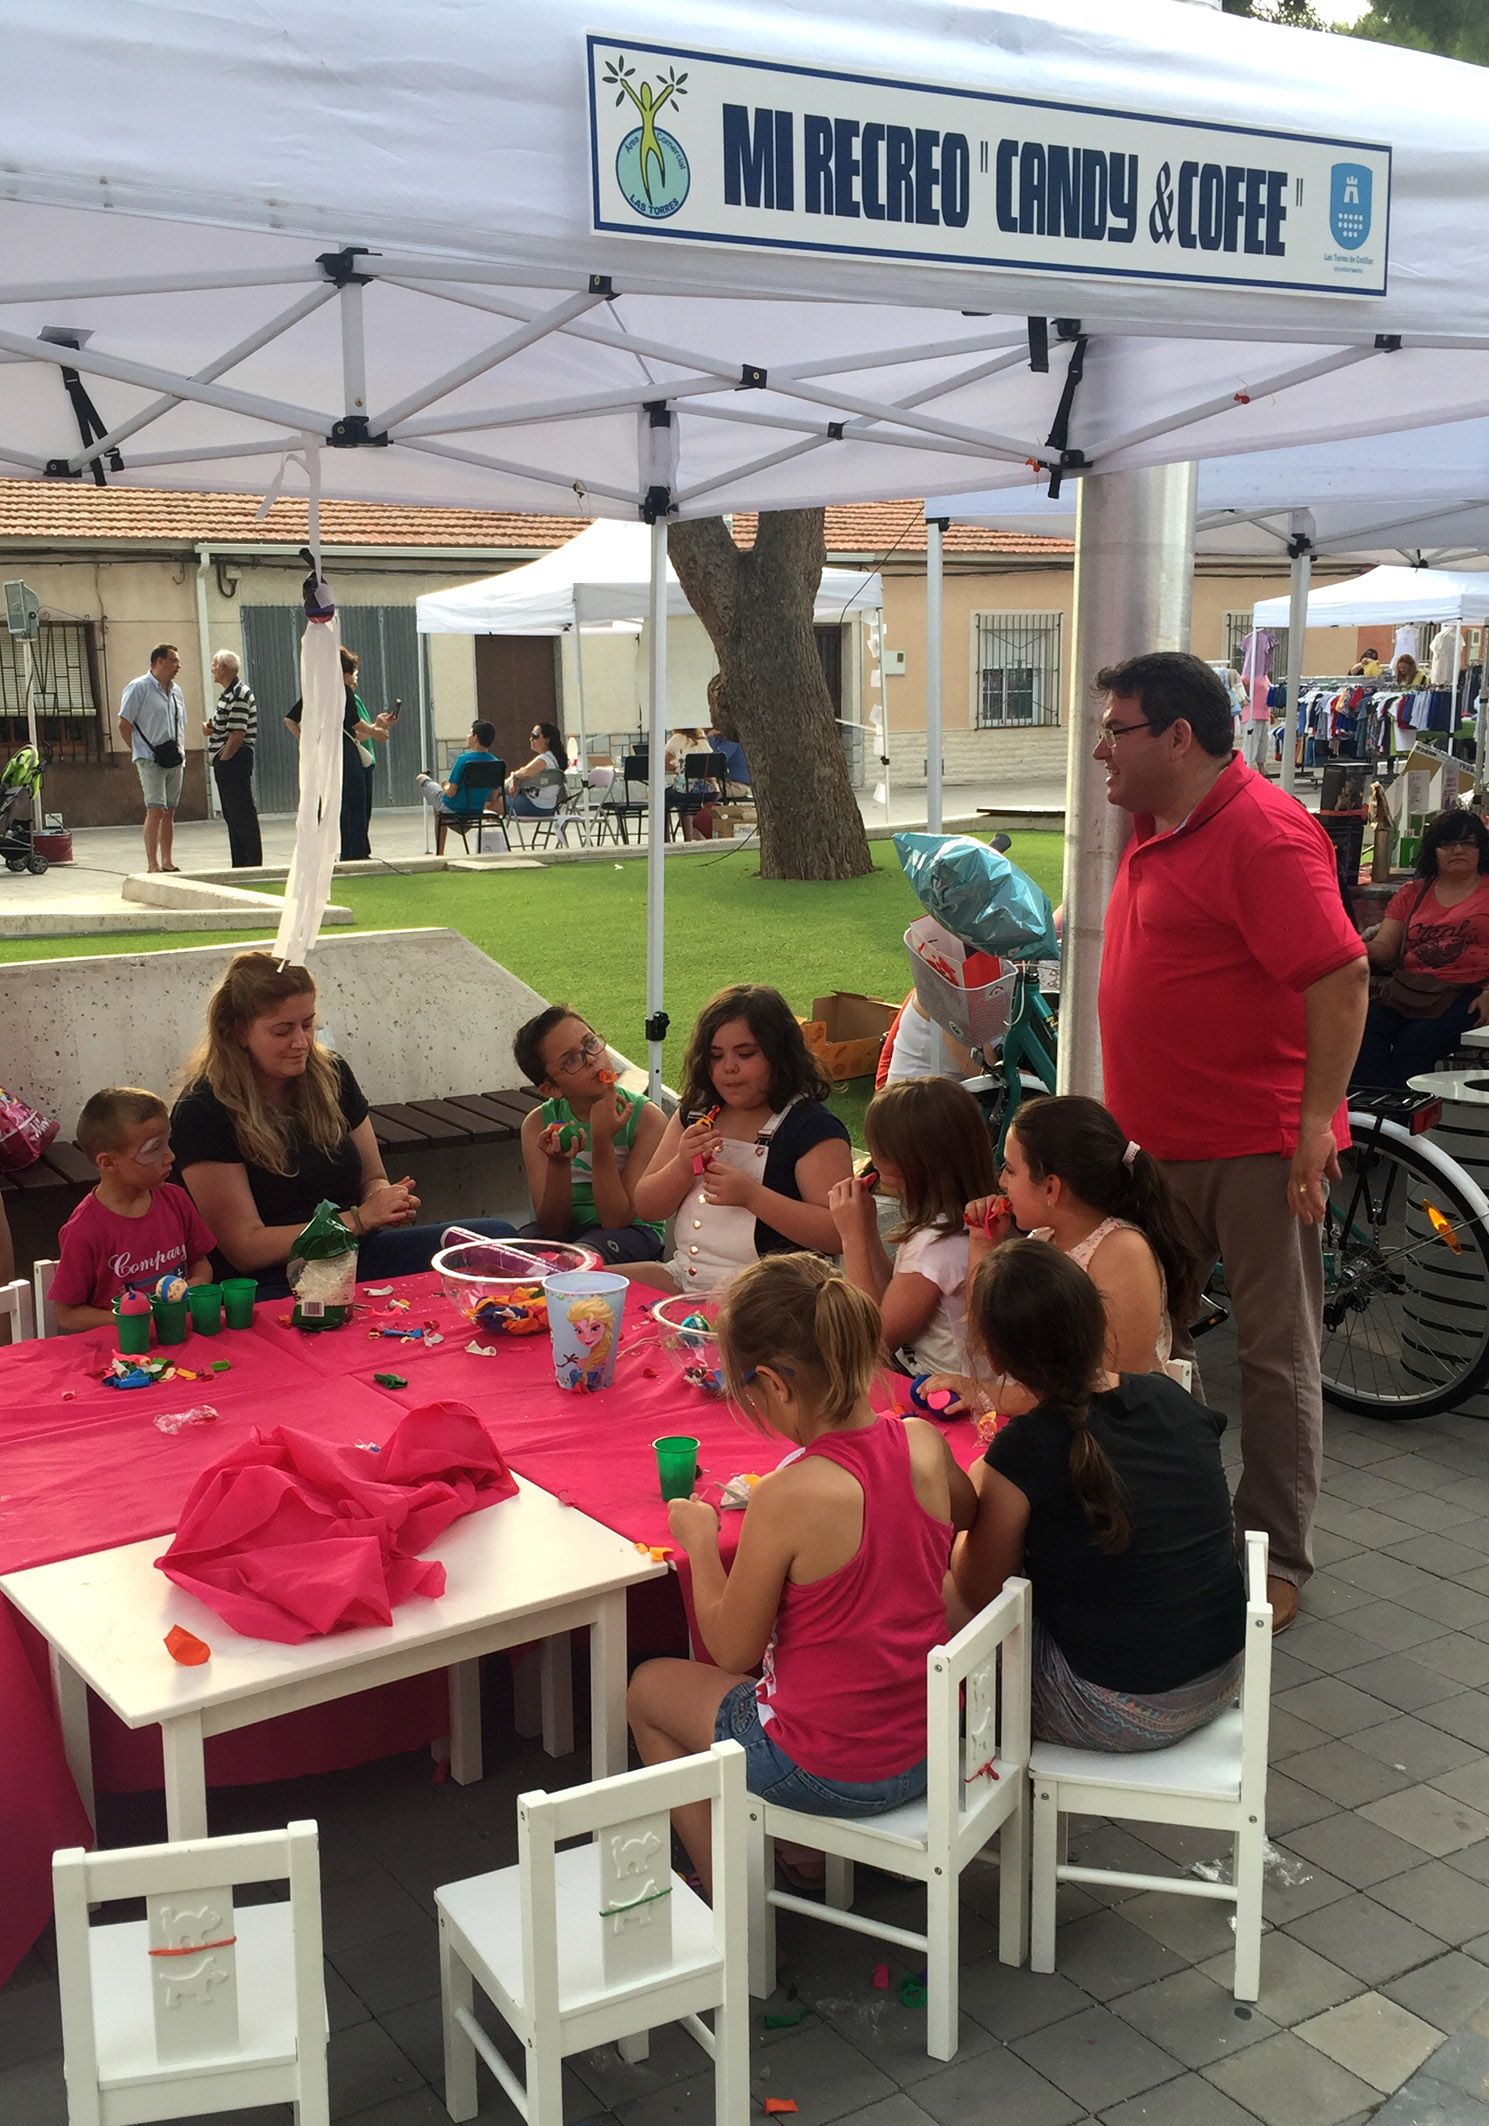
left=512, top=1004, right=669, bottom=1263
left=505, top=719, right=567, bottom=818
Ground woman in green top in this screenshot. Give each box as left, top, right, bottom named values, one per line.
left=514, top=1005, right=668, bottom=1264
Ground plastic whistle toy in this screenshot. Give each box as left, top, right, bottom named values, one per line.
left=909, top=1374, right=960, bottom=1418
left=597, top=1067, right=618, bottom=1088
left=858, top=1164, right=880, bottom=1194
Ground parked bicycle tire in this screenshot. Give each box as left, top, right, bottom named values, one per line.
left=1320, top=1116, right=1489, bottom=1419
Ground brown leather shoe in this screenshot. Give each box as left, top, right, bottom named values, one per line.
left=1267, top=1576, right=1299, bottom=1634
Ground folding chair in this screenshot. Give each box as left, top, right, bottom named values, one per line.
left=440, top=756, right=509, bottom=855
left=505, top=768, right=567, bottom=850
left=31, top=1254, right=57, bottom=1337
left=53, top=1820, right=328, bottom=2126
left=437, top=1742, right=749, bottom=2125
left=1, top=1274, right=36, bottom=1341
left=528, top=769, right=592, bottom=851
left=593, top=752, right=649, bottom=846
left=1028, top=1530, right=1272, bottom=2000
left=668, top=750, right=729, bottom=840
left=747, top=1577, right=1032, bottom=2062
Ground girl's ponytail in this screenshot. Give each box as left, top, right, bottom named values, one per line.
left=968, top=1239, right=1132, bottom=1556
left=717, top=1252, right=878, bottom=1428
left=1114, top=1145, right=1204, bottom=1330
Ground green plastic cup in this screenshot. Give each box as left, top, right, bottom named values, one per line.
left=187, top=1283, right=223, bottom=1336
left=151, top=1296, right=190, bottom=1346
left=221, top=1277, right=258, bottom=1330
left=653, top=1435, right=700, bottom=1503
left=115, top=1297, right=152, bottom=1355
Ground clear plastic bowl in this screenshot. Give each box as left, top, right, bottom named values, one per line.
left=432, top=1238, right=598, bottom=1337
left=652, top=1294, right=726, bottom=1397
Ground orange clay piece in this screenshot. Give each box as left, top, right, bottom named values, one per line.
left=164, top=1625, right=211, bottom=1666
left=633, top=1542, right=673, bottom=1562
left=764, top=2104, right=799, bottom=2116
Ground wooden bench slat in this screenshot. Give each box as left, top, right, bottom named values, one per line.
left=41, top=1139, right=96, bottom=1185
left=480, top=1092, right=541, bottom=1129
left=368, top=1106, right=438, bottom=1148
left=406, top=1099, right=498, bottom=1141
left=5, top=1157, right=70, bottom=1193
left=440, top=1095, right=523, bottom=1136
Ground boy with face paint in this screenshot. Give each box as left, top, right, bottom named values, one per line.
left=52, top=1087, right=216, bottom=1332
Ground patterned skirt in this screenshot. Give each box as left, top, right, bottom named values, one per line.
left=1032, top=1620, right=1242, bottom=1754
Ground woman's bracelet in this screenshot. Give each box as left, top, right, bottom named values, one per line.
left=345, top=1204, right=364, bottom=1236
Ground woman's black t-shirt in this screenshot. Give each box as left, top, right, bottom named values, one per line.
left=985, top=1373, right=1245, bottom=1694
left=756, top=1098, right=850, bottom=1255
left=171, top=1056, right=369, bottom=1271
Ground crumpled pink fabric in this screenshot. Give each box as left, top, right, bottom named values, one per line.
left=155, top=1401, right=518, bottom=1643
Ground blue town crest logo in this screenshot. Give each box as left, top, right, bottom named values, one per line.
left=604, top=54, right=691, bottom=219
left=1329, top=163, right=1372, bottom=251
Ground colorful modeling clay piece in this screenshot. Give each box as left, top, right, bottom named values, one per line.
left=373, top=1372, right=408, bottom=1388
left=104, top=1365, right=154, bottom=1390
left=763, top=2004, right=806, bottom=2029
left=164, top=1625, right=211, bottom=1665
left=174, top=1368, right=200, bottom=1382
left=61, top=1390, right=75, bottom=1401
left=899, top=1970, right=928, bottom=2009
left=764, top=2103, right=799, bottom=2116
left=633, top=1541, right=673, bottom=1562
left=555, top=1120, right=582, bottom=1154
left=871, top=1963, right=890, bottom=1990
left=152, top=1273, right=189, bottom=1303
left=681, top=1362, right=725, bottom=1397
left=211, top=1360, right=231, bottom=1373
left=859, top=1164, right=880, bottom=1194
left=909, top=1374, right=959, bottom=1417
left=363, top=1285, right=394, bottom=1297
left=465, top=1341, right=500, bottom=1357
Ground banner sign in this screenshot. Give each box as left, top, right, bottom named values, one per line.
left=587, top=36, right=1390, bottom=297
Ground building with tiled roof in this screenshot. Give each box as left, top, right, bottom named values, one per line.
left=0, top=480, right=1297, bottom=832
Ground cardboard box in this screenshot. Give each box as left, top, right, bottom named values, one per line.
left=798, top=990, right=899, bottom=1082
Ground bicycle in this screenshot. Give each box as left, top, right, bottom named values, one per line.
left=917, top=854, right=1489, bottom=1422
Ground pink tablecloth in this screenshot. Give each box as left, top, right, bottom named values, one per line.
left=0, top=1272, right=982, bottom=1982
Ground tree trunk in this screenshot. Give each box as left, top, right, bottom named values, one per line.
left=668, top=511, right=874, bottom=881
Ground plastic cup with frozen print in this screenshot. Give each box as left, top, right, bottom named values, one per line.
left=187, top=1283, right=223, bottom=1336
left=220, top=1277, right=258, bottom=1329
left=542, top=1269, right=626, bottom=1393
left=653, top=1435, right=701, bottom=1503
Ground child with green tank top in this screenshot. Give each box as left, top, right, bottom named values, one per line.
left=514, top=1004, right=668, bottom=1264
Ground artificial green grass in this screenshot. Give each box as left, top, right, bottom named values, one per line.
left=0, top=835, right=1064, bottom=1139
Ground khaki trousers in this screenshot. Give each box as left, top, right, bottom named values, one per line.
left=1162, top=1152, right=1324, bottom=1588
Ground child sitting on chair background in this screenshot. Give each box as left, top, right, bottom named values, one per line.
left=514, top=1005, right=668, bottom=1264
left=52, top=1087, right=216, bottom=1331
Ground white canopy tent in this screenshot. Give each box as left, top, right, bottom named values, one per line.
left=923, top=424, right=1489, bottom=815
left=4, top=0, right=1489, bottom=1080
left=415, top=518, right=882, bottom=769
left=1251, top=562, right=1489, bottom=631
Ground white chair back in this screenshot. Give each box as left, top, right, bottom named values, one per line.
left=32, top=1255, right=57, bottom=1338
left=1237, top=1527, right=1273, bottom=1816
left=926, top=1574, right=1032, bottom=1861
left=1, top=1274, right=36, bottom=1342
left=53, top=1821, right=326, bottom=2126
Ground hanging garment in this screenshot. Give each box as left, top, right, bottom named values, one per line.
left=1393, top=625, right=1421, bottom=664
left=1429, top=629, right=1459, bottom=689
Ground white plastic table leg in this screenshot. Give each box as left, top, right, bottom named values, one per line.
left=448, top=1658, right=484, bottom=1785
left=50, top=1647, right=95, bottom=1830
left=161, top=1711, right=208, bottom=1841
left=539, top=1633, right=575, bottom=1759
left=589, top=1590, right=628, bottom=1779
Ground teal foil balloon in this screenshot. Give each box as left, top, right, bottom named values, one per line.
left=895, top=833, right=1057, bottom=963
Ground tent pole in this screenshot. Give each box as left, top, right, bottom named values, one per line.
left=1478, top=625, right=1488, bottom=796
left=925, top=516, right=946, bottom=834
left=418, top=638, right=434, bottom=855
left=1060, top=463, right=1197, bottom=1101
left=573, top=624, right=590, bottom=773
left=1282, top=528, right=1312, bottom=799
left=645, top=518, right=668, bottom=1098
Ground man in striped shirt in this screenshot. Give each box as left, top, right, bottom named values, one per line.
left=205, top=649, right=262, bottom=867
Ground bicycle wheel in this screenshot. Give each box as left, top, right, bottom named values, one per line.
left=1320, top=1130, right=1489, bottom=1418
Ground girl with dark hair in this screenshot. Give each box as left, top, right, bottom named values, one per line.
left=632, top=984, right=853, bottom=1294
left=973, top=1094, right=1204, bottom=1377
left=505, top=719, right=567, bottom=817
left=1354, top=807, right=1489, bottom=1089
left=830, top=1077, right=997, bottom=1373
left=954, top=1241, right=1244, bottom=1752
left=628, top=1252, right=976, bottom=1889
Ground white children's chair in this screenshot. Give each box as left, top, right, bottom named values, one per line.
left=52, top=1819, right=328, bottom=2126
left=1028, top=1530, right=1273, bottom=2001
left=436, top=1741, right=749, bottom=2126
left=1, top=1274, right=36, bottom=1341
left=746, top=1576, right=1032, bottom=2063
left=31, top=1255, right=57, bottom=1338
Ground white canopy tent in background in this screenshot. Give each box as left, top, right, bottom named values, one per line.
left=416, top=518, right=882, bottom=770
left=1253, top=562, right=1489, bottom=783
left=924, top=419, right=1489, bottom=815
left=4, top=0, right=1489, bottom=1082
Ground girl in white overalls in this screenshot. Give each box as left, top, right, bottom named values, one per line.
left=633, top=985, right=854, bottom=1295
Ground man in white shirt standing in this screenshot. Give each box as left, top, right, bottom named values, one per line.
left=117, top=643, right=187, bottom=874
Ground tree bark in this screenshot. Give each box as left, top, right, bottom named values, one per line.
left=668, top=511, right=874, bottom=881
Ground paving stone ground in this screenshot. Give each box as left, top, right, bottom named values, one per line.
left=6, top=1321, right=1489, bottom=2124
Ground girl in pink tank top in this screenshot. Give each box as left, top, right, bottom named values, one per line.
left=627, top=1252, right=977, bottom=1893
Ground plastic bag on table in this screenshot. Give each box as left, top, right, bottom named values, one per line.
left=287, top=1199, right=358, bottom=1332
left=895, top=833, right=1057, bottom=963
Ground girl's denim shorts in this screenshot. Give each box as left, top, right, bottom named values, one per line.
left=713, top=1679, right=926, bottom=1816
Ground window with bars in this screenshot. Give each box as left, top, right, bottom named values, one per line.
left=0, top=619, right=104, bottom=759
left=973, top=611, right=1061, bottom=728
left=1223, top=611, right=1288, bottom=677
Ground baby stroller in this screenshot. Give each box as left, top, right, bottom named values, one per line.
left=1, top=745, right=48, bottom=874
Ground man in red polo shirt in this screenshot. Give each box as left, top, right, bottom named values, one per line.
left=1095, top=652, right=1368, bottom=1631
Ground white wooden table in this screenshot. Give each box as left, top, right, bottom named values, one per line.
left=0, top=1476, right=664, bottom=1842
